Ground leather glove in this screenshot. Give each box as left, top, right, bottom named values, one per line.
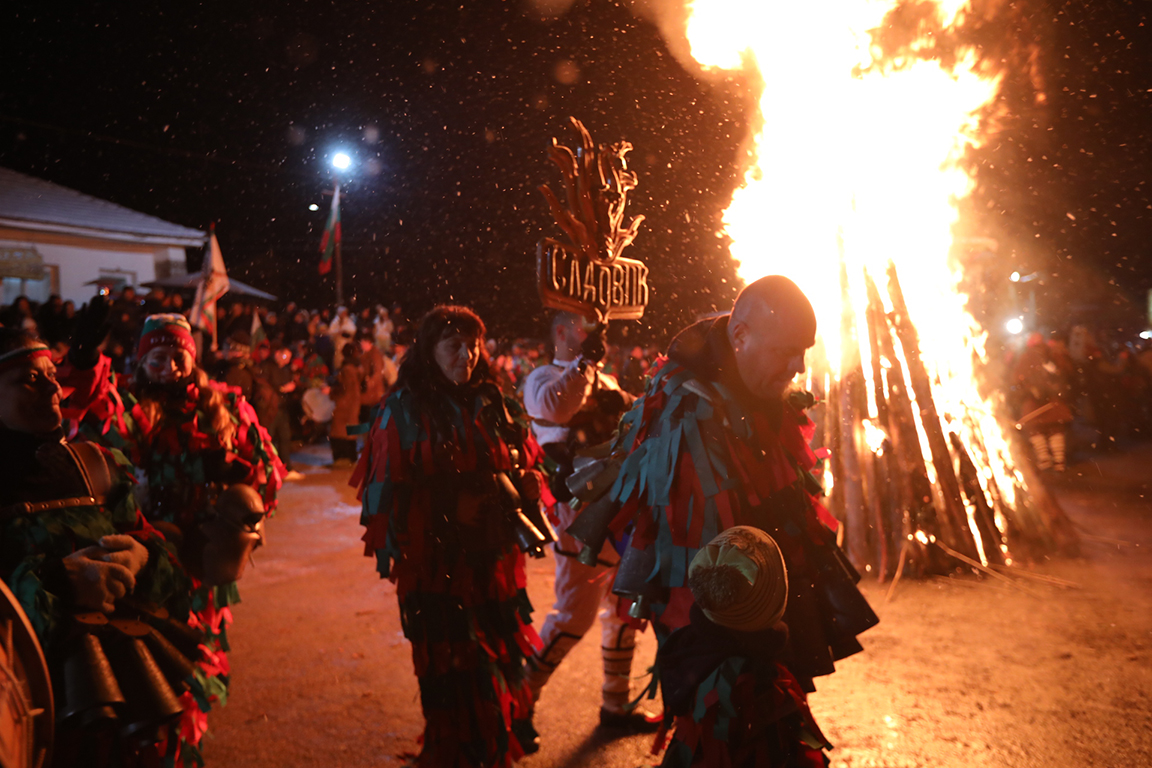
left=97, top=534, right=150, bottom=577
left=69, top=294, right=113, bottom=368
left=579, top=323, right=607, bottom=365
left=63, top=546, right=136, bottom=613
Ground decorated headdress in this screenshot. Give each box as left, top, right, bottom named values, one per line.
left=137, top=314, right=197, bottom=359
left=688, top=526, right=789, bottom=633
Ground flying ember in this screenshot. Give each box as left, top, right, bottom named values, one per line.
left=684, top=0, right=1071, bottom=570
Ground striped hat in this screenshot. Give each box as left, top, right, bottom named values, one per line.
left=0, top=342, right=51, bottom=374
left=137, top=314, right=196, bottom=359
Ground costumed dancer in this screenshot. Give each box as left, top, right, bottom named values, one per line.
left=351, top=305, right=547, bottom=767
left=0, top=327, right=210, bottom=767
left=521, top=311, right=657, bottom=731
left=581, top=276, right=877, bottom=694
left=58, top=299, right=283, bottom=758
left=658, top=527, right=831, bottom=768
left=1010, top=332, right=1073, bottom=473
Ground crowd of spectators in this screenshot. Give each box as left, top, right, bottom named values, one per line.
left=0, top=286, right=663, bottom=475
left=9, top=285, right=1146, bottom=475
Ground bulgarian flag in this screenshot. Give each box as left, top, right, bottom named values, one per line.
left=189, top=226, right=230, bottom=351
left=251, top=310, right=268, bottom=351
left=318, top=183, right=341, bottom=275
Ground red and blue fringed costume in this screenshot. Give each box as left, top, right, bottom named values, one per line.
left=59, top=354, right=284, bottom=767
left=602, top=317, right=878, bottom=693
left=352, top=383, right=543, bottom=768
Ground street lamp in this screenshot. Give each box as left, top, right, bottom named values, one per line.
left=332, top=152, right=352, bottom=171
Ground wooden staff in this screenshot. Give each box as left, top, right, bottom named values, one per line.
left=885, top=261, right=980, bottom=560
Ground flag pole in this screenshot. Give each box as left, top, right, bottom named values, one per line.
left=334, top=182, right=343, bottom=307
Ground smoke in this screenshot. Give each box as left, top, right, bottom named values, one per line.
left=522, top=0, right=706, bottom=78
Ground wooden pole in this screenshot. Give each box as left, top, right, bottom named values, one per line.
left=949, top=432, right=1006, bottom=565
left=885, top=261, right=980, bottom=560
left=838, top=263, right=871, bottom=572
left=864, top=272, right=938, bottom=574
left=335, top=182, right=344, bottom=308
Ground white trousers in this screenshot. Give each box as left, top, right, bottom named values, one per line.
left=526, top=501, right=636, bottom=711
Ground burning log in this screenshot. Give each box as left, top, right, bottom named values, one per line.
left=885, top=261, right=981, bottom=561
left=838, top=264, right=871, bottom=572
left=862, top=272, right=940, bottom=574
left=949, top=432, right=1006, bottom=566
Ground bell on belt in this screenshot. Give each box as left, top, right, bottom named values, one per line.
left=104, top=630, right=184, bottom=746
left=59, top=632, right=125, bottom=726
left=612, top=543, right=660, bottom=621
left=199, top=483, right=266, bottom=586
left=139, top=613, right=203, bottom=662
left=565, top=494, right=617, bottom=563
left=142, top=628, right=197, bottom=691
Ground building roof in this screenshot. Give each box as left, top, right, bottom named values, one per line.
left=0, top=167, right=206, bottom=247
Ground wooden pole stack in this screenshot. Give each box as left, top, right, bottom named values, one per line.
left=822, top=260, right=1078, bottom=578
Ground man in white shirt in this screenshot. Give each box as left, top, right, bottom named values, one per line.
left=521, top=312, right=657, bottom=732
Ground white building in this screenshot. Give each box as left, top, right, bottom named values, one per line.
left=0, top=167, right=205, bottom=306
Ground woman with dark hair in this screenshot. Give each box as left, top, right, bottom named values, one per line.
left=329, top=340, right=363, bottom=465
left=352, top=305, right=546, bottom=767
left=56, top=299, right=283, bottom=763
left=0, top=326, right=204, bottom=766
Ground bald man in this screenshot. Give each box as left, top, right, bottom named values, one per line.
left=593, top=275, right=877, bottom=692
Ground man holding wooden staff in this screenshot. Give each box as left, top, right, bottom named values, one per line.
left=580, top=275, right=878, bottom=693
left=521, top=311, right=659, bottom=731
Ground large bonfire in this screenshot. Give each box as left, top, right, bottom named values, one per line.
left=682, top=0, right=1077, bottom=579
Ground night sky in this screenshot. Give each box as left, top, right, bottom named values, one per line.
left=2, top=0, right=1149, bottom=343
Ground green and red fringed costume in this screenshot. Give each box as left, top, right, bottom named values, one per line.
left=0, top=425, right=198, bottom=766
left=59, top=353, right=285, bottom=765
left=351, top=383, right=542, bottom=768
left=602, top=317, right=878, bottom=693
left=657, top=605, right=830, bottom=768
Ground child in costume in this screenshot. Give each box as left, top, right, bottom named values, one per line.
left=0, top=327, right=207, bottom=767
left=658, top=526, right=831, bottom=768
left=352, top=305, right=544, bottom=767
left=58, top=300, right=283, bottom=762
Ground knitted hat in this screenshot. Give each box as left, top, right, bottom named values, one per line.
left=137, top=314, right=196, bottom=359
left=688, top=526, right=788, bottom=633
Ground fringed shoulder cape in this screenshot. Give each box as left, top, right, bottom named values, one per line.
left=603, top=317, right=878, bottom=691
left=352, top=383, right=542, bottom=768
left=58, top=353, right=284, bottom=765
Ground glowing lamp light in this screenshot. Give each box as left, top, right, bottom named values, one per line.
left=1140, top=330, right=1152, bottom=340
left=332, top=152, right=352, bottom=170
left=1009, top=271, right=1021, bottom=282
left=1005, top=317, right=1024, bottom=335
left=308, top=203, right=320, bottom=212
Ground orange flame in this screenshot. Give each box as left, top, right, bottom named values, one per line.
left=686, top=0, right=1024, bottom=547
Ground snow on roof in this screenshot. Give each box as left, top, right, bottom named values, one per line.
left=0, top=167, right=206, bottom=247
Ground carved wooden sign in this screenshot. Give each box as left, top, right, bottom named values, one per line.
left=537, top=239, right=648, bottom=321
left=537, top=117, right=648, bottom=322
